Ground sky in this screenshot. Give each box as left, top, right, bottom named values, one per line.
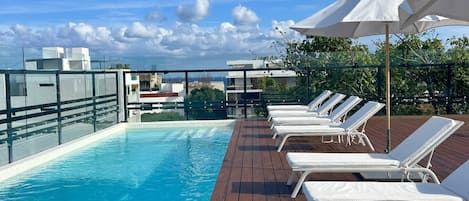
left=1, top=0, right=468, bottom=70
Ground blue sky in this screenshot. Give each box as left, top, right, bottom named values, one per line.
left=0, top=0, right=468, bottom=70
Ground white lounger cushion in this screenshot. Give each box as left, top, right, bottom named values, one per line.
left=272, top=102, right=384, bottom=135
left=302, top=160, right=469, bottom=201
left=273, top=102, right=385, bottom=152
left=267, top=90, right=332, bottom=111
left=440, top=161, right=469, bottom=201
left=274, top=125, right=344, bottom=136
left=303, top=182, right=463, bottom=201
left=272, top=117, right=333, bottom=126
left=269, top=93, right=346, bottom=118
left=266, top=105, right=310, bottom=111
left=287, top=153, right=400, bottom=169
left=271, top=96, right=362, bottom=126
left=286, top=116, right=465, bottom=199
left=389, top=116, right=461, bottom=167
left=269, top=110, right=320, bottom=117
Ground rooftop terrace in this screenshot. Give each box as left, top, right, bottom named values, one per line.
left=211, top=115, right=469, bottom=201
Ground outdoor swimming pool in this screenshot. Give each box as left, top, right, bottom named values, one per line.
left=0, top=121, right=234, bottom=201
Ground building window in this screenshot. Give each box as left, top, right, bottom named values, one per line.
left=10, top=75, right=27, bottom=96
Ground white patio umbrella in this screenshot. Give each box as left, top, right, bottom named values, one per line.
left=290, top=0, right=469, bottom=152
left=400, top=0, right=469, bottom=29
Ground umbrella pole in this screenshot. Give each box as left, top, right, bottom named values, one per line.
left=385, top=23, right=391, bottom=152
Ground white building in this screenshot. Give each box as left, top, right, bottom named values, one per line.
left=225, top=59, right=297, bottom=118
left=25, top=47, right=91, bottom=71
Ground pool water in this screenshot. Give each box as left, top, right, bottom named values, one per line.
left=0, top=124, right=233, bottom=201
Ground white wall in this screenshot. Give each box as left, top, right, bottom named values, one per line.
left=160, top=83, right=184, bottom=93
left=139, top=96, right=184, bottom=103
left=11, top=74, right=57, bottom=108
left=42, top=47, right=64, bottom=59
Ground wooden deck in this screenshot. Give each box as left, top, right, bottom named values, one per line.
left=211, top=115, right=469, bottom=201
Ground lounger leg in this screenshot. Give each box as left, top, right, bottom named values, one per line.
left=291, top=171, right=309, bottom=198
left=321, top=136, right=334, bottom=143
left=287, top=171, right=297, bottom=186
left=276, top=135, right=289, bottom=152
left=274, top=136, right=280, bottom=146
left=360, top=134, right=375, bottom=151
left=272, top=131, right=278, bottom=139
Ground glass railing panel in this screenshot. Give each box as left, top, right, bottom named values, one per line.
left=186, top=72, right=227, bottom=120
left=0, top=74, right=5, bottom=110
left=233, top=69, right=304, bottom=118
left=11, top=74, right=58, bottom=162
left=0, top=144, right=7, bottom=166
left=95, top=73, right=117, bottom=131
left=387, top=63, right=468, bottom=115
left=9, top=73, right=27, bottom=162
left=129, top=72, right=186, bottom=122
left=60, top=74, right=94, bottom=143
left=0, top=73, right=7, bottom=166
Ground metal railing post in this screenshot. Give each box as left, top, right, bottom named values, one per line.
left=55, top=72, right=62, bottom=145
left=446, top=64, right=453, bottom=114
left=92, top=73, right=97, bottom=132
left=5, top=73, right=13, bottom=163
left=306, top=68, right=311, bottom=103
left=115, top=72, right=119, bottom=123
left=123, top=72, right=128, bottom=122
left=185, top=71, right=189, bottom=120
left=243, top=70, right=247, bottom=119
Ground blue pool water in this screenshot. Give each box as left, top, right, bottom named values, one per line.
left=0, top=124, right=233, bottom=201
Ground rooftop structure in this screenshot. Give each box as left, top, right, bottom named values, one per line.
left=25, top=47, right=91, bottom=71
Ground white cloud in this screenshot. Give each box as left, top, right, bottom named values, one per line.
left=232, top=5, right=260, bottom=26
left=176, top=0, right=210, bottom=23
left=0, top=20, right=304, bottom=66
left=124, top=22, right=157, bottom=38
left=219, top=22, right=236, bottom=33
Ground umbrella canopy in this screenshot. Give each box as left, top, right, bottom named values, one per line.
left=291, top=0, right=469, bottom=37
left=289, top=0, right=469, bottom=152
left=400, top=0, right=469, bottom=29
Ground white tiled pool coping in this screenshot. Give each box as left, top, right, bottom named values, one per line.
left=0, top=120, right=235, bottom=182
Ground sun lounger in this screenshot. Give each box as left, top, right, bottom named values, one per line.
left=286, top=116, right=464, bottom=198
left=268, top=93, right=346, bottom=121
left=270, top=96, right=362, bottom=129
left=302, top=160, right=469, bottom=201
left=273, top=101, right=384, bottom=152
left=266, top=90, right=332, bottom=112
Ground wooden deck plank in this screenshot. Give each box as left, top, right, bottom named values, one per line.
left=211, top=115, right=469, bottom=201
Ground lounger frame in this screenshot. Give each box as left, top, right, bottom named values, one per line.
left=273, top=101, right=384, bottom=152
left=286, top=117, right=464, bottom=198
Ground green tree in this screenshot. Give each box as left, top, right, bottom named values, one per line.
left=375, top=33, right=450, bottom=113
left=445, top=36, right=469, bottom=114
left=187, top=87, right=224, bottom=102
left=280, top=33, right=468, bottom=115
left=285, top=36, right=379, bottom=99
left=186, top=87, right=226, bottom=120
